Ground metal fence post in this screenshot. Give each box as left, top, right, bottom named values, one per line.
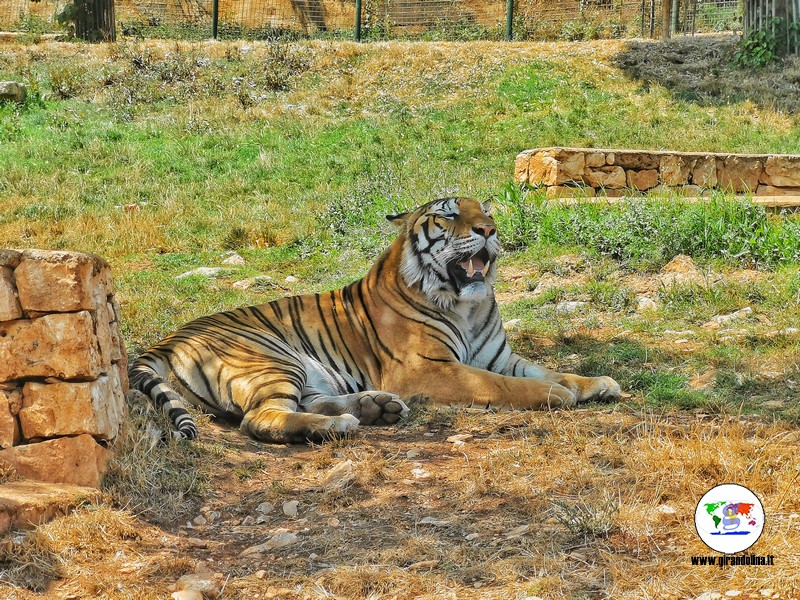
left=212, top=0, right=219, bottom=38
left=355, top=0, right=362, bottom=41
left=505, top=0, right=514, bottom=40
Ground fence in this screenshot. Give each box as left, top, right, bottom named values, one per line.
left=2, top=0, right=744, bottom=41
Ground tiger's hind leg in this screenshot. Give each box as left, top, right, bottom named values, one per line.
left=303, top=391, right=410, bottom=426
left=241, top=395, right=360, bottom=444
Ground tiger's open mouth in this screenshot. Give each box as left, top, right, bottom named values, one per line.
left=448, top=247, right=492, bottom=287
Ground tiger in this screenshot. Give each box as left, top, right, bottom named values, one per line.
left=130, top=197, right=621, bottom=443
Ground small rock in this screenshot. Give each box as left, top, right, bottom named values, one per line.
left=411, top=467, right=431, bottom=479
left=555, top=301, right=587, bottom=314
left=503, top=318, right=523, bottom=331
left=725, top=592, right=742, bottom=598
left=446, top=434, right=473, bottom=443
left=504, top=524, right=530, bottom=539
left=241, top=532, right=299, bottom=555
left=282, top=500, right=299, bottom=518
left=257, top=502, right=275, bottom=514
left=405, top=449, right=421, bottom=459
left=655, top=504, right=676, bottom=515
left=192, top=515, right=207, bottom=526
left=760, top=590, right=775, bottom=598
left=702, top=307, right=752, bottom=330
left=206, top=510, right=221, bottom=522
left=694, top=593, right=722, bottom=600
left=232, top=275, right=274, bottom=290
left=222, top=253, right=245, bottom=266
left=636, top=295, right=659, bottom=312
left=241, top=515, right=256, bottom=526
left=254, top=570, right=266, bottom=579
left=175, top=267, right=222, bottom=280
left=408, top=559, right=438, bottom=571
left=464, top=532, right=480, bottom=541
left=419, top=516, right=451, bottom=526
left=322, top=459, right=356, bottom=491
left=327, top=517, right=340, bottom=527
left=659, top=255, right=708, bottom=288
left=0, top=81, right=26, bottom=103
left=172, top=592, right=203, bottom=600
left=284, top=275, right=298, bottom=283
left=175, top=572, right=220, bottom=595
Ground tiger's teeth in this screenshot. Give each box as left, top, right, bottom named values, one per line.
left=484, top=260, right=491, bottom=272
left=467, top=258, right=475, bottom=277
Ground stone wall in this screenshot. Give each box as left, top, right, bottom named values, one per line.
left=0, top=250, right=127, bottom=489
left=515, top=147, right=800, bottom=198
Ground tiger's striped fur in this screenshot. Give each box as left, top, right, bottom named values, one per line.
left=130, top=197, right=621, bottom=443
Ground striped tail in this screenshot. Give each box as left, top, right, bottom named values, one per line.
left=129, top=355, right=199, bottom=440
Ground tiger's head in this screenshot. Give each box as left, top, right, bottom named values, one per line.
left=387, top=197, right=501, bottom=309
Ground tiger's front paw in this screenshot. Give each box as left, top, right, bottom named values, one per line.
left=561, top=375, right=621, bottom=403
left=543, top=383, right=577, bottom=409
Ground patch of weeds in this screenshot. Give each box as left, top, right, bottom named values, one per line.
left=586, top=280, right=634, bottom=312
left=48, top=64, right=89, bottom=100
left=551, top=493, right=618, bottom=537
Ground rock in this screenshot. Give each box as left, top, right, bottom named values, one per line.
left=691, top=156, right=718, bottom=188
left=419, top=516, right=451, bottom=526
left=175, top=572, right=221, bottom=596
left=555, top=301, right=587, bottom=314
left=0, top=481, right=103, bottom=534
left=585, top=166, right=626, bottom=189
left=241, top=532, right=299, bottom=555
left=0, top=434, right=108, bottom=487
left=659, top=154, right=692, bottom=186
left=171, top=591, right=203, bottom=600
left=256, top=502, right=275, bottom=514
left=762, top=155, right=800, bottom=187
left=327, top=517, right=340, bottom=527
left=636, top=296, right=659, bottom=312
left=609, top=151, right=659, bottom=169
left=411, top=466, right=430, bottom=479
left=405, top=449, right=421, bottom=459
left=694, top=593, right=722, bottom=600
left=192, top=515, right=207, bottom=526
left=0, top=311, right=105, bottom=382
left=586, top=152, right=606, bottom=167
left=284, top=275, right=298, bottom=284
left=755, top=184, right=800, bottom=196
left=241, top=515, right=256, bottom=526
left=0, top=81, right=26, bottom=103
left=14, top=250, right=110, bottom=313
left=503, top=318, right=522, bottom=331
left=0, top=389, right=21, bottom=449
left=254, top=570, right=266, bottom=579
left=322, top=459, right=356, bottom=492
left=18, top=375, right=125, bottom=442
left=528, top=148, right=586, bottom=186
left=759, top=589, right=775, bottom=597
left=504, top=524, right=530, bottom=539
left=282, top=500, right=299, bottom=518
left=232, top=275, right=273, bottom=290
left=446, top=434, right=473, bottom=443
left=717, top=156, right=762, bottom=193
left=701, top=307, right=752, bottom=330
left=514, top=151, right=532, bottom=184
left=175, top=267, right=222, bottom=280
left=464, top=532, right=480, bottom=541
left=658, top=255, right=706, bottom=287
left=655, top=504, right=676, bottom=515
left=222, top=253, right=245, bottom=266
left=725, top=592, right=742, bottom=598
left=627, top=169, right=660, bottom=191
left=0, top=267, right=22, bottom=321
left=408, top=559, right=439, bottom=571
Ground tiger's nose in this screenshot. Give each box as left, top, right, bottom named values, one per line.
left=472, top=223, right=496, bottom=238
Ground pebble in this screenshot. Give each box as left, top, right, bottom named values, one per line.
left=222, top=253, right=245, bottom=266
left=702, top=307, right=752, bottom=329
left=419, top=516, right=451, bottom=526
left=192, top=515, right=207, bottom=526
left=694, top=593, right=722, bottom=600
left=411, top=467, right=431, bottom=479
left=232, top=275, right=274, bottom=290
left=446, top=434, right=473, bottom=443
left=656, top=504, right=676, bottom=515
left=175, top=267, right=222, bottom=280
left=760, top=590, right=775, bottom=598
left=503, top=318, right=523, bottom=331
left=725, top=592, right=742, bottom=598
left=636, top=295, right=659, bottom=311
left=255, top=570, right=266, bottom=579
left=241, top=532, right=299, bottom=556
left=405, top=449, right=421, bottom=459
left=464, top=533, right=480, bottom=541
left=257, top=502, right=275, bottom=514
left=327, top=517, right=340, bottom=527
left=285, top=275, right=298, bottom=283
left=171, top=592, right=203, bottom=600
left=408, top=559, right=438, bottom=571
left=282, top=500, right=299, bottom=518
left=322, top=459, right=356, bottom=491
left=241, top=515, right=255, bottom=526
left=555, top=300, right=588, bottom=314
left=175, top=572, right=220, bottom=595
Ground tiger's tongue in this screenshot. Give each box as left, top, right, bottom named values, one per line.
left=459, top=256, right=486, bottom=277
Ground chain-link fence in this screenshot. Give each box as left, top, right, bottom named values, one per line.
left=2, top=0, right=744, bottom=41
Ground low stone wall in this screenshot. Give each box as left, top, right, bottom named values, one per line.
left=0, top=250, right=127, bottom=489
left=515, top=147, right=800, bottom=198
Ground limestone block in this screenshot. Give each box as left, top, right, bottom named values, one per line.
left=608, top=151, right=659, bottom=170
left=585, top=166, right=626, bottom=189
left=0, top=311, right=105, bottom=382
left=14, top=250, right=110, bottom=313
left=717, top=156, right=762, bottom=193
left=529, top=149, right=586, bottom=186
left=514, top=150, right=533, bottom=184
left=0, top=481, right=103, bottom=534
left=0, top=434, right=109, bottom=487
left=659, top=155, right=693, bottom=186
left=0, top=267, right=22, bottom=322
left=93, top=301, right=113, bottom=370
left=762, top=156, right=800, bottom=187
left=0, top=389, right=21, bottom=449
left=756, top=184, right=800, bottom=196
left=586, top=152, right=606, bottom=168
left=19, top=375, right=124, bottom=441
left=691, top=156, right=717, bottom=188
left=627, top=169, right=659, bottom=191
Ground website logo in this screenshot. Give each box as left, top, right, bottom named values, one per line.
left=694, top=483, right=764, bottom=554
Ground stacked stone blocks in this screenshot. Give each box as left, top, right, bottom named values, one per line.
left=0, top=249, right=127, bottom=489
left=515, top=147, right=800, bottom=198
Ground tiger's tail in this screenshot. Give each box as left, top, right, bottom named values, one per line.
left=129, top=353, right=199, bottom=440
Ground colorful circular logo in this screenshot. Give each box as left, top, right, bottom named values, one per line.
left=694, top=483, right=764, bottom=554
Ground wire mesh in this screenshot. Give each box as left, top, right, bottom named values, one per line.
left=0, top=0, right=744, bottom=40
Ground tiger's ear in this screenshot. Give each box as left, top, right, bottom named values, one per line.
left=481, top=199, right=493, bottom=214
left=385, top=211, right=410, bottom=227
